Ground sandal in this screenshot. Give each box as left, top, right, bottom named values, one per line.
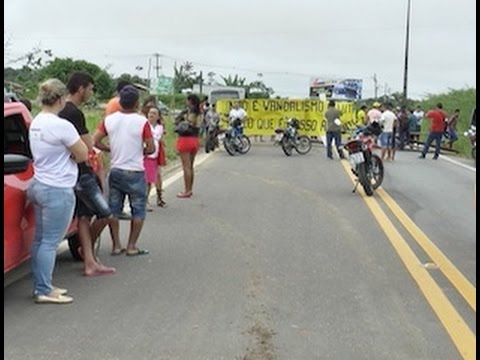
left=126, top=248, right=150, bottom=256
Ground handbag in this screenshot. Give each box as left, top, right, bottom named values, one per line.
left=175, top=120, right=194, bottom=135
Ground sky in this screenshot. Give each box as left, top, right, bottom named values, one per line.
left=4, top=0, right=476, bottom=100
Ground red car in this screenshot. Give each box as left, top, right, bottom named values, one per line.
left=4, top=101, right=102, bottom=273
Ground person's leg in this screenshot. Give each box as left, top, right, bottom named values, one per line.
left=145, top=182, right=153, bottom=211
left=155, top=167, right=166, bottom=207
left=179, top=152, right=193, bottom=196
left=30, top=183, right=75, bottom=297
left=125, top=172, right=148, bottom=253
left=334, top=131, right=344, bottom=158
left=420, top=132, right=435, bottom=157
left=189, top=152, right=196, bottom=193
left=326, top=131, right=334, bottom=158
left=433, top=132, right=442, bottom=159
left=108, top=169, right=126, bottom=253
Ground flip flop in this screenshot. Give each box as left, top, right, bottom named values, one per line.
left=126, top=248, right=150, bottom=256
left=111, top=248, right=126, bottom=256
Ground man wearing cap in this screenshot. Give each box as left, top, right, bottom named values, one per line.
left=93, top=86, right=155, bottom=256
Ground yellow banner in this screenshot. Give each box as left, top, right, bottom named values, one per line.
left=216, top=99, right=358, bottom=136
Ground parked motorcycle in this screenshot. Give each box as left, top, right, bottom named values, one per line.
left=223, top=118, right=251, bottom=156
left=205, top=121, right=220, bottom=153
left=464, top=124, right=476, bottom=162
left=344, top=123, right=384, bottom=196
left=274, top=118, right=312, bottom=156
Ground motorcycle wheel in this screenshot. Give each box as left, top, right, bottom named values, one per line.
left=281, top=137, right=293, bottom=156
left=205, top=132, right=213, bottom=153
left=223, top=137, right=236, bottom=156
left=358, top=163, right=374, bottom=196
left=294, top=135, right=312, bottom=155
left=237, top=135, right=251, bottom=154
left=370, top=154, right=384, bottom=190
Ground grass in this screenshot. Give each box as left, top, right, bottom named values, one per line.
left=83, top=108, right=179, bottom=163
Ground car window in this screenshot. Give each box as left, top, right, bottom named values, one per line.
left=4, top=114, right=31, bottom=157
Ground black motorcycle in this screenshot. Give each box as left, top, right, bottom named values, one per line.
left=205, top=121, right=220, bottom=153
left=274, top=118, right=312, bottom=156
left=223, top=118, right=251, bottom=156
left=344, top=124, right=384, bottom=196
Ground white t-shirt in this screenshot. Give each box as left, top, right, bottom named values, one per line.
left=380, top=110, right=397, bottom=132
left=29, top=112, right=80, bottom=188
left=229, top=108, right=247, bottom=122
left=146, top=123, right=164, bottom=159
left=99, top=112, right=151, bottom=171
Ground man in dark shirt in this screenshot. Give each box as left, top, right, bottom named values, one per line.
left=58, top=72, right=116, bottom=276
left=324, top=100, right=345, bottom=159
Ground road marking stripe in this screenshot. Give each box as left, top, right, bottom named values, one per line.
left=377, top=187, right=476, bottom=312
left=340, top=160, right=476, bottom=360
left=439, top=155, right=476, bottom=172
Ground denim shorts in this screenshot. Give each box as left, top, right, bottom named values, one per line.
left=380, top=132, right=394, bottom=148
left=74, top=172, right=111, bottom=219
left=108, top=168, right=147, bottom=220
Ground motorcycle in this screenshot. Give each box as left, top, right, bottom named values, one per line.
left=344, top=123, right=384, bottom=196
left=223, top=118, right=251, bottom=156
left=274, top=118, right=312, bottom=156
left=205, top=121, right=220, bottom=153
left=464, top=124, right=476, bottom=162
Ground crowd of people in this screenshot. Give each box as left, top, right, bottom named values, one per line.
left=25, top=72, right=463, bottom=304
left=26, top=73, right=205, bottom=304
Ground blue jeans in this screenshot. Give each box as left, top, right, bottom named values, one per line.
left=108, top=168, right=147, bottom=220
left=326, top=131, right=343, bottom=158
left=74, top=172, right=111, bottom=219
left=27, top=180, right=75, bottom=296
left=421, top=131, right=443, bottom=158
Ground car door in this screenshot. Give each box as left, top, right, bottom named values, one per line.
left=4, top=103, right=34, bottom=273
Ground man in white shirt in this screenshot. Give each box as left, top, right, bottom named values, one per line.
left=93, top=86, right=155, bottom=256
left=379, top=102, right=398, bottom=161
left=367, top=101, right=382, bottom=125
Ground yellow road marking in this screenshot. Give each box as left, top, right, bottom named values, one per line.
left=340, top=160, right=476, bottom=360
left=377, top=187, right=476, bottom=312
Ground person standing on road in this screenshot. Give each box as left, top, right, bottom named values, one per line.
left=367, top=102, right=382, bottom=125
left=446, top=108, right=460, bottom=150
left=93, top=85, right=155, bottom=256
left=324, top=100, right=345, bottom=160
left=356, top=104, right=368, bottom=126
left=59, top=72, right=116, bottom=277
left=174, top=94, right=203, bottom=198
left=419, top=103, right=449, bottom=160
left=143, top=105, right=165, bottom=210
left=28, top=79, right=88, bottom=304
left=379, top=103, right=397, bottom=161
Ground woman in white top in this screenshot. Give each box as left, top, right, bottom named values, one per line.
left=27, top=79, right=88, bottom=304
left=143, top=106, right=164, bottom=211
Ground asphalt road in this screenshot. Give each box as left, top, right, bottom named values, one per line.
left=4, top=143, right=476, bottom=360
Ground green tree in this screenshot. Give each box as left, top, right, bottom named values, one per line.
left=37, top=58, right=115, bottom=100
left=221, top=74, right=247, bottom=87
left=173, top=61, right=200, bottom=93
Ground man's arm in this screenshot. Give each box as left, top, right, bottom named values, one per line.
left=92, top=128, right=110, bottom=153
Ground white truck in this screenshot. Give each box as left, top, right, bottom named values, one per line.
left=192, top=84, right=246, bottom=105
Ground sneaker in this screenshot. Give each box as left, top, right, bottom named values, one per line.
left=32, top=286, right=67, bottom=298
left=418, top=155, right=426, bottom=159
left=35, top=293, right=73, bottom=304
left=432, top=156, right=439, bottom=160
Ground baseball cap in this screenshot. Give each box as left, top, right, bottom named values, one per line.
left=373, top=101, right=381, bottom=108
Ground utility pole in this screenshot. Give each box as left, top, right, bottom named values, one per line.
left=383, top=83, right=390, bottom=103
left=372, top=73, right=379, bottom=99
left=199, top=70, right=203, bottom=95
left=402, top=0, right=412, bottom=106
left=153, top=53, right=161, bottom=79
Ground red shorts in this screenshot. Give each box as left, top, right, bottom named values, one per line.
left=176, top=136, right=199, bottom=154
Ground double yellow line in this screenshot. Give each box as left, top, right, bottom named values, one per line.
left=339, top=159, right=476, bottom=360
